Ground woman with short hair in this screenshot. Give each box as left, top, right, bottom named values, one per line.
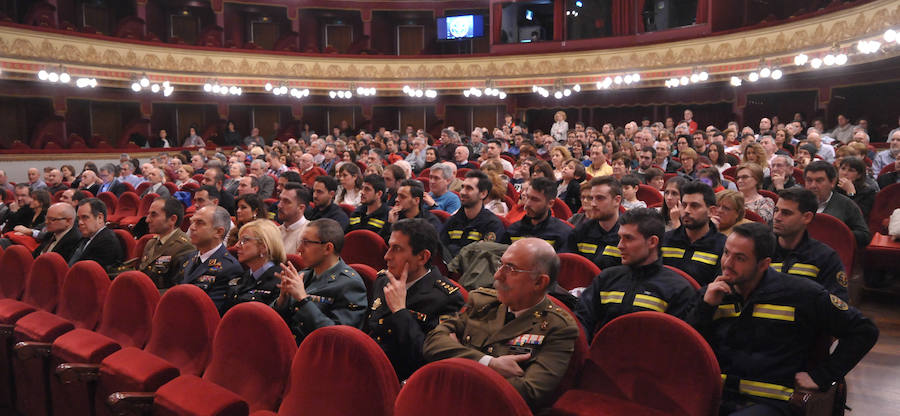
left=735, top=163, right=774, bottom=223
left=222, top=219, right=285, bottom=314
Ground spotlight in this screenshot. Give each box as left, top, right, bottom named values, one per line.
left=140, top=76, right=150, bottom=88
left=794, top=54, right=808, bottom=66
left=499, top=92, right=507, bottom=99
left=540, top=90, right=549, bottom=98
left=771, top=69, right=783, bottom=80
left=463, top=90, right=471, bottom=97
left=90, top=79, right=98, bottom=88
left=532, top=85, right=539, bottom=92
left=337, top=91, right=345, bottom=98
left=690, top=73, right=699, bottom=83
left=425, top=90, right=437, bottom=98
left=163, top=87, right=173, bottom=97
left=823, top=54, right=835, bottom=66
left=810, top=58, right=822, bottom=69
left=48, top=72, right=59, bottom=82
left=698, top=71, right=708, bottom=81
left=162, top=81, right=170, bottom=88
left=884, top=29, right=897, bottom=43
left=415, top=89, right=424, bottom=98
left=131, top=82, right=141, bottom=92
left=346, top=91, right=353, bottom=98
left=759, top=67, right=771, bottom=78
left=563, top=89, right=571, bottom=96
left=748, top=72, right=759, bottom=82
left=730, top=76, right=742, bottom=87
left=403, top=85, right=411, bottom=93
left=554, top=91, right=563, bottom=99
left=614, top=76, right=623, bottom=85
left=151, top=84, right=160, bottom=93
left=679, top=76, right=689, bottom=86
left=212, top=84, right=221, bottom=93
left=632, top=73, right=640, bottom=83
left=624, top=74, right=633, bottom=84
left=835, top=53, right=847, bottom=65
left=59, top=72, right=70, bottom=83
left=203, top=83, right=212, bottom=92
left=265, top=82, right=273, bottom=91
left=38, top=70, right=48, bottom=80
left=572, top=84, right=581, bottom=92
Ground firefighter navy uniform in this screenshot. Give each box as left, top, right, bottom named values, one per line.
left=347, top=203, right=390, bottom=234
left=502, top=214, right=573, bottom=251
left=661, top=222, right=726, bottom=286
left=564, top=220, right=622, bottom=270
left=771, top=232, right=848, bottom=301
left=440, top=207, right=507, bottom=257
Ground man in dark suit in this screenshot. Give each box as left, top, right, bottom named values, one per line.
left=97, top=164, right=129, bottom=197
left=653, top=141, right=682, bottom=173
left=804, top=161, right=870, bottom=247
left=79, top=170, right=102, bottom=196
left=202, top=167, right=235, bottom=215
left=32, top=202, right=81, bottom=262
left=69, top=198, right=124, bottom=270
left=180, top=205, right=243, bottom=309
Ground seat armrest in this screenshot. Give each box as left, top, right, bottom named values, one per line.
left=56, top=362, right=101, bottom=384
left=0, top=323, right=14, bottom=337
left=14, top=341, right=52, bottom=360
left=107, top=392, right=155, bottom=415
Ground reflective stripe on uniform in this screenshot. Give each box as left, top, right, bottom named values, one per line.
left=739, top=378, right=794, bottom=401
left=787, top=263, right=820, bottom=278
left=601, top=245, right=621, bottom=258
left=691, top=251, right=720, bottom=265
left=368, top=218, right=385, bottom=228
left=448, top=230, right=463, bottom=239
left=714, top=304, right=741, bottom=320
left=599, top=291, right=625, bottom=304
left=577, top=243, right=598, bottom=254
left=510, top=236, right=523, bottom=242
left=467, top=231, right=483, bottom=241
left=661, top=247, right=686, bottom=258
left=349, top=217, right=361, bottom=225
left=633, top=294, right=668, bottom=312
left=770, top=262, right=784, bottom=271
left=751, top=304, right=796, bottom=322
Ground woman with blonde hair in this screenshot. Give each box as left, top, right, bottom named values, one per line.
left=712, top=190, right=751, bottom=235
left=678, top=148, right=700, bottom=179
left=550, top=146, right=572, bottom=180
left=742, top=143, right=769, bottom=171
left=550, top=111, right=569, bottom=143
left=221, top=219, right=286, bottom=314
left=174, top=165, right=198, bottom=189
left=735, top=163, right=774, bottom=223
left=480, top=159, right=510, bottom=216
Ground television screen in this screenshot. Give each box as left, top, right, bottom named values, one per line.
left=437, top=15, right=484, bottom=40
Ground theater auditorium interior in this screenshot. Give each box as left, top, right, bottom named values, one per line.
left=0, top=0, right=899, bottom=415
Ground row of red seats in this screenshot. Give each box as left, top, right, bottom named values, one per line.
left=0, top=247, right=722, bottom=415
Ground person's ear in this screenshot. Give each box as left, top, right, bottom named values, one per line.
left=646, top=235, right=659, bottom=251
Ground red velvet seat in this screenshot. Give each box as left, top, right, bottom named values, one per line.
left=132, top=233, right=157, bottom=261
left=349, top=263, right=379, bottom=305
left=395, top=358, right=532, bottom=416
left=113, top=229, right=136, bottom=260
left=97, top=191, right=117, bottom=215
left=286, top=254, right=305, bottom=270
left=552, top=198, right=573, bottom=220
left=97, top=284, right=220, bottom=416
left=107, top=192, right=139, bottom=224
left=343, top=230, right=388, bottom=270
left=430, top=209, right=450, bottom=223
left=663, top=265, right=701, bottom=290
left=758, top=189, right=779, bottom=203
left=550, top=312, right=720, bottom=416
left=251, top=326, right=399, bottom=416
left=151, top=302, right=296, bottom=415
left=808, top=213, right=855, bottom=274
left=636, top=184, right=663, bottom=206
left=135, top=182, right=151, bottom=195
left=120, top=193, right=157, bottom=227
left=557, top=253, right=601, bottom=291
left=12, top=261, right=110, bottom=416
left=547, top=296, right=589, bottom=404
left=49, top=271, right=160, bottom=416
left=339, top=204, right=355, bottom=217
left=744, top=209, right=765, bottom=223
left=0, top=245, right=34, bottom=301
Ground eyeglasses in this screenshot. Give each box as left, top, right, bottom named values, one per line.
left=46, top=217, right=70, bottom=222
left=497, top=260, right=535, bottom=274
left=735, top=175, right=753, bottom=181
left=237, top=236, right=260, bottom=246
left=300, top=239, right=328, bottom=246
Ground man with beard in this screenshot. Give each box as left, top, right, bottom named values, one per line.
left=564, top=176, right=624, bottom=270
left=348, top=174, right=390, bottom=234
left=380, top=180, right=443, bottom=239
left=502, top=177, right=571, bottom=251
left=304, top=175, right=350, bottom=231
left=575, top=208, right=696, bottom=338
left=440, top=170, right=507, bottom=257
left=661, top=182, right=726, bottom=286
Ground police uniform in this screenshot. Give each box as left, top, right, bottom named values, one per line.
left=347, top=203, right=390, bottom=234
left=575, top=258, right=697, bottom=338
left=502, top=214, right=573, bottom=251
left=440, top=208, right=507, bottom=258
left=221, top=262, right=282, bottom=315
left=688, top=269, right=878, bottom=414
left=771, top=232, right=848, bottom=301
left=274, top=258, right=368, bottom=342
left=423, top=289, right=579, bottom=410
left=564, top=220, right=622, bottom=270
left=179, top=244, right=244, bottom=310
left=367, top=267, right=465, bottom=380
left=304, top=202, right=350, bottom=231
left=137, top=229, right=195, bottom=289
left=661, top=222, right=726, bottom=286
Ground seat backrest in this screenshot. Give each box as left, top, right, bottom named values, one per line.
left=557, top=253, right=600, bottom=291
left=583, top=312, right=721, bottom=416
left=868, top=183, right=900, bottom=235
left=115, top=192, right=140, bottom=217
left=395, top=358, right=531, bottom=416
left=97, top=192, right=117, bottom=214
left=58, top=261, right=112, bottom=329
left=349, top=263, right=379, bottom=304
left=548, top=296, right=589, bottom=403
left=95, top=271, right=160, bottom=349
left=744, top=210, right=765, bottom=223
left=0, top=245, right=34, bottom=300
left=278, top=326, right=399, bottom=415
left=636, top=184, right=663, bottom=206
left=133, top=233, right=157, bottom=260
left=137, top=193, right=158, bottom=216
left=339, top=204, right=355, bottom=217
left=758, top=189, right=779, bottom=203
left=551, top=198, right=573, bottom=220
left=722, top=166, right=737, bottom=178
left=113, top=229, right=136, bottom=259
left=204, top=302, right=296, bottom=412
left=144, top=285, right=220, bottom=376
left=808, top=213, right=855, bottom=273
left=343, top=230, right=388, bottom=270
left=135, top=182, right=150, bottom=195
left=663, top=265, right=701, bottom=290
left=430, top=209, right=450, bottom=223
left=22, top=253, right=68, bottom=312
left=163, top=182, right=178, bottom=196
left=286, top=253, right=305, bottom=270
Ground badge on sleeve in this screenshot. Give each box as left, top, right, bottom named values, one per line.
left=836, top=271, right=848, bottom=288
left=830, top=294, right=848, bottom=311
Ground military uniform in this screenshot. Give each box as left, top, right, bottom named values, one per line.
left=575, top=258, right=697, bottom=338
left=440, top=208, right=507, bottom=258
left=274, top=258, right=368, bottom=342
left=347, top=203, right=390, bottom=234
left=661, top=222, right=726, bottom=286
left=771, top=232, right=848, bottom=301
left=502, top=214, right=573, bottom=251
left=688, top=269, right=878, bottom=414
left=564, top=220, right=622, bottom=270
left=423, top=289, right=579, bottom=410
left=367, top=267, right=465, bottom=380
left=179, top=244, right=244, bottom=310
left=221, top=262, right=282, bottom=315
left=137, top=229, right=195, bottom=289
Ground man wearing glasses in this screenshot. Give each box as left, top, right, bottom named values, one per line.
left=32, top=203, right=81, bottom=262
left=763, top=155, right=800, bottom=192
left=424, top=238, right=578, bottom=411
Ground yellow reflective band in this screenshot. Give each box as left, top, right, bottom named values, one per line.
left=577, top=243, right=598, bottom=254
left=448, top=230, right=463, bottom=239
left=544, top=240, right=556, bottom=246
left=691, top=251, right=720, bottom=265
left=713, top=304, right=741, bottom=320
left=787, top=263, right=820, bottom=278
left=770, top=262, right=784, bottom=271
left=661, top=247, right=686, bottom=258
left=739, top=379, right=794, bottom=401
left=349, top=217, right=361, bottom=225
left=751, top=304, right=796, bottom=322
left=633, top=294, right=668, bottom=313
left=510, top=236, right=523, bottom=242
left=601, top=245, right=622, bottom=258
left=367, top=219, right=385, bottom=228
left=599, top=291, right=625, bottom=304
left=467, top=231, right=483, bottom=241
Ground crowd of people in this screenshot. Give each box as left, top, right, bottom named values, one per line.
left=0, top=108, right=896, bottom=414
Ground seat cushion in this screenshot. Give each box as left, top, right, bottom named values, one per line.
left=0, top=299, right=36, bottom=324
left=154, top=375, right=248, bottom=416
left=51, top=329, right=122, bottom=364
left=249, top=412, right=277, bottom=416
left=99, top=347, right=180, bottom=392
left=14, top=310, right=75, bottom=342
left=551, top=390, right=670, bottom=416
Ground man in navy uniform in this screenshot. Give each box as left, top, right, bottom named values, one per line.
left=367, top=218, right=465, bottom=379
left=347, top=174, right=390, bottom=234
left=304, top=176, right=350, bottom=230
left=380, top=180, right=443, bottom=240
left=503, top=177, right=572, bottom=251
left=274, top=218, right=368, bottom=342
left=661, top=181, right=726, bottom=286
left=180, top=205, right=243, bottom=309
left=440, top=170, right=506, bottom=257
left=688, top=223, right=878, bottom=415
left=564, top=176, right=624, bottom=270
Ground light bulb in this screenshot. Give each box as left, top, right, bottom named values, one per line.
left=771, top=69, right=783, bottom=80
left=48, top=72, right=59, bottom=82
left=823, top=54, right=835, bottom=66
left=730, top=76, right=742, bottom=87
left=748, top=72, right=759, bottom=82
left=835, top=54, right=847, bottom=65
left=794, top=54, right=808, bottom=66
left=810, top=58, right=822, bottom=69
left=140, top=76, right=150, bottom=87
left=162, top=81, right=170, bottom=88
left=90, top=79, right=98, bottom=88
left=463, top=90, right=471, bottom=97
left=265, top=82, right=273, bottom=91
left=698, top=72, right=708, bottom=81
left=563, top=89, right=571, bottom=96
left=163, top=87, right=173, bottom=97
left=759, top=67, right=771, bottom=78
left=38, top=70, right=48, bottom=80
left=632, top=73, right=640, bottom=83
left=679, top=76, right=689, bottom=86
left=346, top=91, right=353, bottom=98
left=624, top=74, right=633, bottom=84
left=151, top=84, right=160, bottom=93
left=884, top=29, right=897, bottom=43
left=554, top=91, right=563, bottom=99
left=415, top=90, right=423, bottom=97
left=203, top=83, right=212, bottom=92
left=540, top=90, right=549, bottom=97
left=59, top=72, right=70, bottom=83
left=690, top=73, right=700, bottom=83
left=603, top=77, right=612, bottom=87
left=402, top=85, right=411, bottom=93
left=212, top=84, right=221, bottom=93
left=499, top=92, right=506, bottom=99
left=131, top=82, right=141, bottom=92
left=572, top=84, right=581, bottom=92
left=614, top=76, right=623, bottom=84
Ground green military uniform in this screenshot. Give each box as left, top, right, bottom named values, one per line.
left=137, top=229, right=196, bottom=288
left=423, top=288, right=579, bottom=410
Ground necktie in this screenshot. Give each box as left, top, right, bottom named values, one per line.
left=42, top=235, right=57, bottom=254
left=69, top=239, right=87, bottom=265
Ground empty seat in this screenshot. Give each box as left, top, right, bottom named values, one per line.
left=558, top=253, right=601, bottom=291
left=131, top=233, right=157, bottom=261
left=97, top=191, right=117, bottom=215
left=107, top=192, right=140, bottom=224
left=636, top=184, right=663, bottom=206
left=807, top=213, right=855, bottom=274
left=120, top=193, right=157, bottom=227
left=252, top=326, right=399, bottom=416
left=113, top=229, right=136, bottom=261
left=552, top=198, right=573, bottom=220
left=343, top=230, right=388, bottom=270
left=551, top=312, right=721, bottom=416
left=395, top=358, right=532, bottom=416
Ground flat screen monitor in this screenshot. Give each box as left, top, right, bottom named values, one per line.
left=437, top=15, right=484, bottom=40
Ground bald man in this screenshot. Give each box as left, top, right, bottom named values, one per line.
left=33, top=203, right=82, bottom=261
left=27, top=168, right=47, bottom=191
left=45, top=169, right=68, bottom=195
left=78, top=170, right=101, bottom=195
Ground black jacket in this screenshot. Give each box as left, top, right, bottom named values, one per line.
left=564, top=220, right=622, bottom=270
left=348, top=203, right=390, bottom=234
left=502, top=213, right=572, bottom=251
left=33, top=226, right=82, bottom=262
left=222, top=263, right=282, bottom=315
left=661, top=222, right=727, bottom=286
left=379, top=205, right=444, bottom=242
left=772, top=232, right=847, bottom=301
left=440, top=207, right=507, bottom=258
left=305, top=202, right=350, bottom=231
left=835, top=185, right=875, bottom=223
left=68, top=227, right=124, bottom=270
left=557, top=179, right=582, bottom=215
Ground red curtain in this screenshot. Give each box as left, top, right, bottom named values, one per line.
left=612, top=0, right=646, bottom=36
left=696, top=0, right=709, bottom=24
